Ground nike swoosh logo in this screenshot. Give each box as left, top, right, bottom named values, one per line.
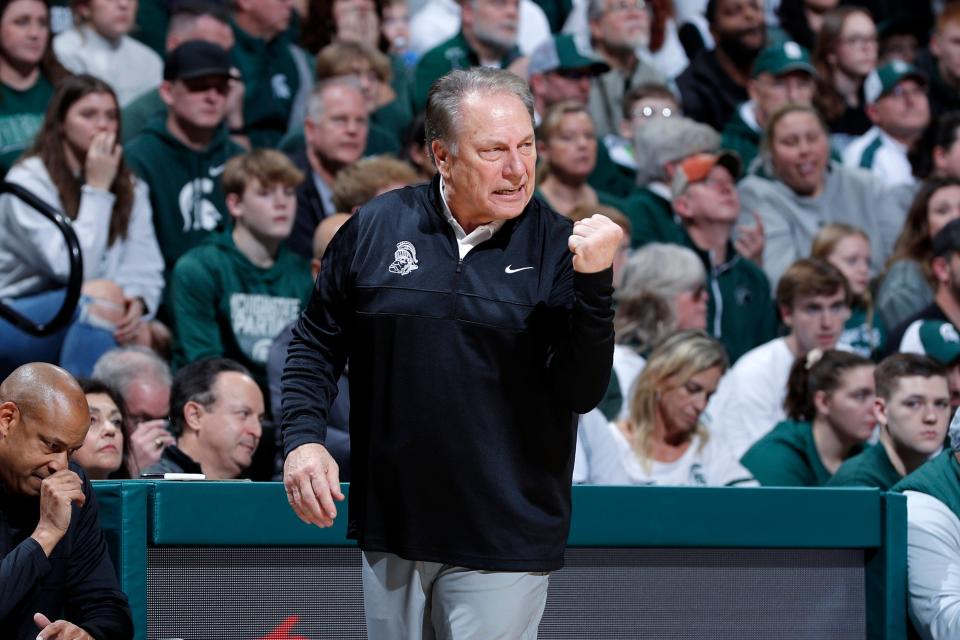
left=505, top=265, right=534, bottom=274
left=209, top=164, right=226, bottom=177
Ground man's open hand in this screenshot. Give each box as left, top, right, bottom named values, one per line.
left=34, top=612, right=93, bottom=639
left=283, top=443, right=344, bottom=528
left=568, top=214, right=624, bottom=273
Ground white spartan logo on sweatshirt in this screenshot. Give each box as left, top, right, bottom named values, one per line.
left=389, top=241, right=419, bottom=275
left=178, top=177, right=221, bottom=232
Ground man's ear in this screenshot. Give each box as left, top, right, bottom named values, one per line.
left=865, top=103, right=880, bottom=125
left=673, top=193, right=692, bottom=221
left=873, top=396, right=888, bottom=428
left=182, top=401, right=205, bottom=434
left=432, top=140, right=451, bottom=178
left=0, top=401, right=18, bottom=439
left=779, top=303, right=794, bottom=330
left=932, top=255, right=951, bottom=284
left=159, top=81, right=175, bottom=107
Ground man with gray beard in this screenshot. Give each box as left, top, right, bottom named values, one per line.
left=586, top=0, right=666, bottom=138
left=412, top=0, right=527, bottom=111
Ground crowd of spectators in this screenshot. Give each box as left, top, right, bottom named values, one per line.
left=5, top=0, right=960, bottom=635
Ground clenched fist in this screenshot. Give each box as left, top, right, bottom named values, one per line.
left=568, top=214, right=624, bottom=274
left=32, top=470, right=85, bottom=557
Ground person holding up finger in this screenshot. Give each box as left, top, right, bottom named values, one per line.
left=282, top=67, right=621, bottom=640
left=0, top=74, right=164, bottom=378
left=0, top=363, right=132, bottom=639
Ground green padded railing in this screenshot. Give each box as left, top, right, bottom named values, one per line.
left=93, top=482, right=907, bottom=640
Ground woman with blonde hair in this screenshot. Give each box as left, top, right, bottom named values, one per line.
left=811, top=223, right=887, bottom=357
left=575, top=330, right=754, bottom=486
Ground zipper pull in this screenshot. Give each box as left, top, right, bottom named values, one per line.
left=456, top=258, right=463, bottom=274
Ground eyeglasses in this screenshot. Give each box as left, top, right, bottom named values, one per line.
left=181, top=76, right=230, bottom=95
left=606, top=0, right=648, bottom=13
left=886, top=84, right=926, bottom=100
left=633, top=105, right=674, bottom=120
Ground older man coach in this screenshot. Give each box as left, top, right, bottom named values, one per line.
left=281, top=67, right=622, bottom=639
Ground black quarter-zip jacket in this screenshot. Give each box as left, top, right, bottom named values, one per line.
left=282, top=177, right=615, bottom=571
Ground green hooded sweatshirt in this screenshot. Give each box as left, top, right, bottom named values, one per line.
left=124, top=118, right=245, bottom=275
left=170, top=231, right=313, bottom=388
left=721, top=105, right=761, bottom=174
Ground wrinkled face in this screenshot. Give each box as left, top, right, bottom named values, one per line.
left=334, top=0, right=379, bottom=47
left=933, top=22, right=960, bottom=82
left=242, top=0, right=292, bottom=37
left=62, top=91, right=119, bottom=158
left=782, top=289, right=850, bottom=353
left=306, top=85, right=369, bottom=167
left=833, top=12, right=878, bottom=77
left=927, top=185, right=960, bottom=238
left=82, top=0, right=136, bottom=41
left=594, top=0, right=650, bottom=52
left=72, top=392, right=124, bottom=478
left=826, top=234, right=871, bottom=296
left=543, top=111, right=597, bottom=179
left=880, top=375, right=950, bottom=457
left=434, top=91, right=536, bottom=229
left=712, top=0, right=765, bottom=52
left=164, top=74, right=230, bottom=130
left=770, top=110, right=830, bottom=196
left=658, top=365, right=724, bottom=434
left=230, top=178, right=297, bottom=241
left=465, top=0, right=518, bottom=53
left=934, top=134, right=960, bottom=180
left=538, top=70, right=592, bottom=109
left=195, top=372, right=263, bottom=479
left=677, top=165, right=740, bottom=225
left=672, top=283, right=709, bottom=331
left=381, top=1, right=410, bottom=53
left=751, top=71, right=816, bottom=124
left=0, top=401, right=89, bottom=497
left=872, top=79, right=930, bottom=140
left=820, top=365, right=876, bottom=443
left=0, top=0, right=48, bottom=69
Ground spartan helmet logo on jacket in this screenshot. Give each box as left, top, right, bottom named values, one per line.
left=389, top=241, right=419, bottom=275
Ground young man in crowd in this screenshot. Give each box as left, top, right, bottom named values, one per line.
left=125, top=41, right=246, bottom=281
left=169, top=149, right=312, bottom=390
left=843, top=61, right=930, bottom=186
left=829, top=354, right=950, bottom=489
left=586, top=0, right=665, bottom=138
left=722, top=40, right=817, bottom=172
left=287, top=78, right=369, bottom=258
left=707, top=259, right=851, bottom=456
left=230, top=0, right=312, bottom=148
left=677, top=0, right=766, bottom=131
left=0, top=364, right=133, bottom=638
left=145, top=358, right=263, bottom=480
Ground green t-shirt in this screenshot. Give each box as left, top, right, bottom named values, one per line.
left=841, top=305, right=888, bottom=360
left=0, top=77, right=54, bottom=176
left=827, top=442, right=902, bottom=490
left=170, top=231, right=313, bottom=389
left=741, top=420, right=863, bottom=486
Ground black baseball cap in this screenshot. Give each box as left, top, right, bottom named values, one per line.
left=163, top=40, right=232, bottom=81
left=932, top=218, right=960, bottom=257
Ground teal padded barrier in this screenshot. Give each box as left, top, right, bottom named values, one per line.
left=93, top=481, right=149, bottom=640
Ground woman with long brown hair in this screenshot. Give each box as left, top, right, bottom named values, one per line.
left=876, top=177, right=960, bottom=329
left=0, top=73, right=163, bottom=377
left=0, top=0, right=71, bottom=173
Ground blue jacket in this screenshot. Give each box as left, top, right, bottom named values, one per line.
left=281, top=177, right=615, bottom=571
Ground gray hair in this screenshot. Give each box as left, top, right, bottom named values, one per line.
left=91, top=346, right=172, bottom=396
left=425, top=67, right=535, bottom=162
left=633, top=117, right=720, bottom=185
left=307, top=76, right=365, bottom=121
left=614, top=243, right=706, bottom=349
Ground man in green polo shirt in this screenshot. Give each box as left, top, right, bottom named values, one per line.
left=721, top=41, right=817, bottom=174
left=412, top=0, right=525, bottom=113
left=830, top=354, right=950, bottom=489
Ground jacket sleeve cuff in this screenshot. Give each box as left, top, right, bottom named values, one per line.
left=282, top=422, right=328, bottom=459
